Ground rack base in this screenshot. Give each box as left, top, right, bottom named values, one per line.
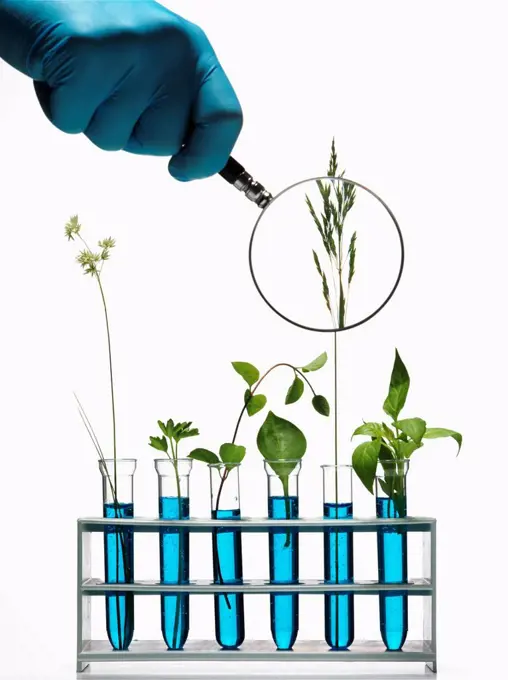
left=77, top=639, right=436, bottom=673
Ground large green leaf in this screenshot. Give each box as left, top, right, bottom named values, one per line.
left=149, top=435, right=168, bottom=453
left=285, top=376, right=304, bottom=405
left=383, top=349, right=410, bottom=421
left=300, top=352, right=328, bottom=373
left=395, top=417, right=427, bottom=446
left=232, top=361, right=259, bottom=387
left=257, top=411, right=307, bottom=493
left=423, top=428, right=462, bottom=454
left=352, top=422, right=385, bottom=439
left=244, top=390, right=267, bottom=417
left=352, top=439, right=381, bottom=494
left=188, top=448, right=220, bottom=465
left=219, top=443, right=246, bottom=467
left=312, top=394, right=330, bottom=416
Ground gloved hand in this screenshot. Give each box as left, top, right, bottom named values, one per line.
left=0, top=0, right=242, bottom=180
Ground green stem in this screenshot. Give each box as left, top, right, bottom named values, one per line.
left=83, top=239, right=121, bottom=648
left=332, top=331, right=340, bottom=639
left=326, top=252, right=340, bottom=328
left=281, top=475, right=292, bottom=548
left=212, top=468, right=232, bottom=610
left=96, top=273, right=117, bottom=496
left=333, top=333, right=338, bottom=486
left=96, top=275, right=122, bottom=647
left=169, top=440, right=184, bottom=649
left=232, top=363, right=316, bottom=445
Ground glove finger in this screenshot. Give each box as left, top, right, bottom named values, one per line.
left=85, top=88, right=153, bottom=152
left=168, top=63, right=242, bottom=181
left=35, top=79, right=95, bottom=134
left=33, top=80, right=52, bottom=120
left=43, top=54, right=114, bottom=134
left=124, top=80, right=193, bottom=156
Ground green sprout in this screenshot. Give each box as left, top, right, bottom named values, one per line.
left=149, top=419, right=199, bottom=649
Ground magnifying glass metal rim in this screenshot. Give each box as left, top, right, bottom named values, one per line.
left=248, top=174, right=405, bottom=334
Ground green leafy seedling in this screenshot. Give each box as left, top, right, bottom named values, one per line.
left=352, top=349, right=462, bottom=514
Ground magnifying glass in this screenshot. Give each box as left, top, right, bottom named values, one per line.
left=220, top=157, right=404, bottom=333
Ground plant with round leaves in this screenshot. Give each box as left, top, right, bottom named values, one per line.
left=351, top=349, right=462, bottom=515
left=188, top=351, right=329, bottom=478
left=188, top=354, right=329, bottom=549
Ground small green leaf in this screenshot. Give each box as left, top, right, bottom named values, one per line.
left=165, top=419, right=175, bottom=438
left=188, top=448, right=220, bottom=465
left=394, top=417, right=427, bottom=446
left=157, top=420, right=168, bottom=437
left=312, top=395, right=330, bottom=416
left=246, top=394, right=267, bottom=417
left=423, top=428, right=462, bottom=454
left=232, top=362, right=259, bottom=387
left=178, top=427, right=199, bottom=440
left=300, top=352, right=328, bottom=373
left=352, top=439, right=381, bottom=494
left=219, top=443, right=246, bottom=467
left=285, top=376, right=304, bottom=405
left=347, top=231, right=357, bottom=285
left=352, top=422, right=385, bottom=439
left=383, top=349, right=410, bottom=421
left=149, top=436, right=168, bottom=453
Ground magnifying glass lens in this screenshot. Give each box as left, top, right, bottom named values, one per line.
left=249, top=176, right=404, bottom=333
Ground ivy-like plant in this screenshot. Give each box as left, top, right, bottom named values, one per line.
left=188, top=354, right=329, bottom=550
left=188, top=352, right=329, bottom=496
left=352, top=349, right=462, bottom=514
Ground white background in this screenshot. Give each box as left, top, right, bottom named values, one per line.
left=0, top=0, right=507, bottom=678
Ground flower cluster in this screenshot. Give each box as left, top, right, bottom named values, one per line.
left=65, top=215, right=115, bottom=277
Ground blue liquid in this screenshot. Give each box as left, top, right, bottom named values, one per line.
left=268, top=495, right=299, bottom=650
left=159, top=496, right=190, bottom=650
left=323, top=502, right=354, bottom=649
left=376, top=496, right=408, bottom=651
left=103, top=502, right=134, bottom=651
left=211, top=508, right=245, bottom=649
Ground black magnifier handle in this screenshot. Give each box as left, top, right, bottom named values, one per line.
left=219, top=157, right=273, bottom=209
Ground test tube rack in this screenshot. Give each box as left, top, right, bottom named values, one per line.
left=77, top=516, right=437, bottom=673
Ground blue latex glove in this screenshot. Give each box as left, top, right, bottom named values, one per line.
left=0, top=0, right=242, bottom=180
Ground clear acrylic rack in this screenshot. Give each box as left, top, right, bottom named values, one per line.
left=77, top=516, right=437, bottom=673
